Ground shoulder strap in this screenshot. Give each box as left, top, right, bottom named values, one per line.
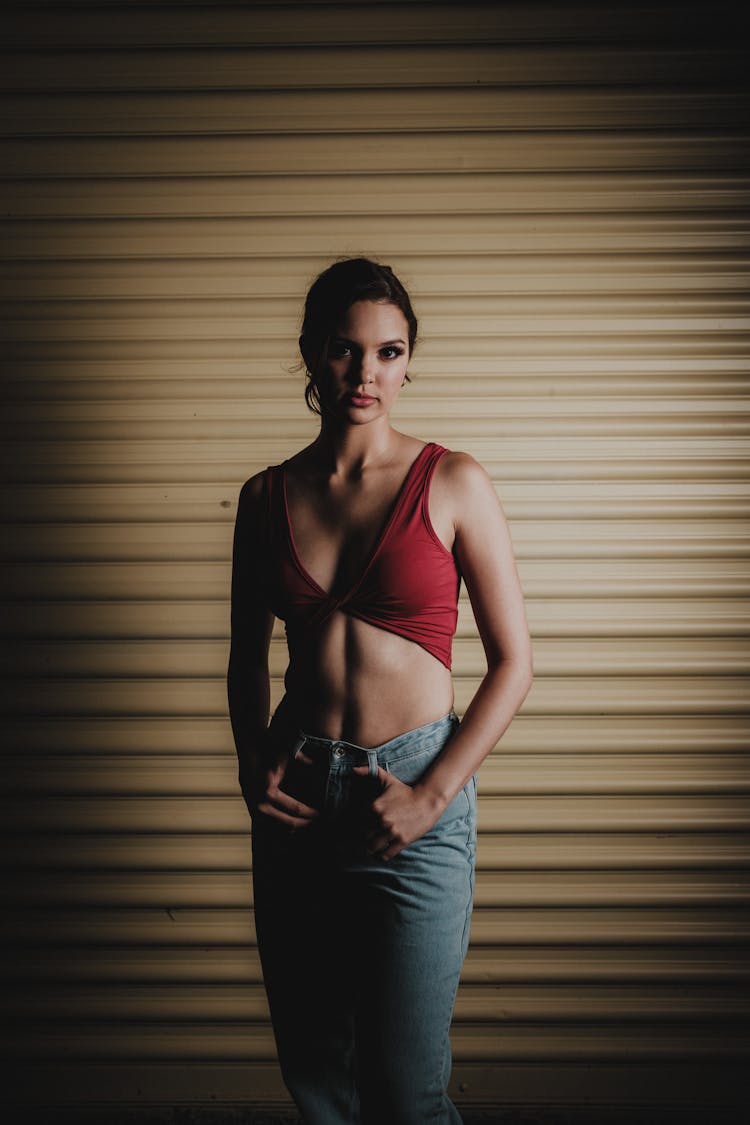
left=414, top=442, right=449, bottom=488
left=424, top=442, right=449, bottom=478
left=386, top=442, right=441, bottom=522
left=418, top=443, right=450, bottom=527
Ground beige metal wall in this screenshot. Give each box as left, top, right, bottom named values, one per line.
left=2, top=0, right=748, bottom=1117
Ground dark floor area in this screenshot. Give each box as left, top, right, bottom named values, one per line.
left=7, top=1106, right=745, bottom=1125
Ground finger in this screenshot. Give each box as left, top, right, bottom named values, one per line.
left=351, top=764, right=391, bottom=783
left=256, top=800, right=318, bottom=828
left=365, top=825, right=406, bottom=858
left=366, top=831, right=396, bottom=857
left=267, top=788, right=319, bottom=820
left=267, top=760, right=289, bottom=786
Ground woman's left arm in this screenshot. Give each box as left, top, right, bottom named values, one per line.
left=363, top=452, right=533, bottom=859
left=416, top=451, right=533, bottom=805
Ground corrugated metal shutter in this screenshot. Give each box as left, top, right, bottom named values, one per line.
left=2, top=1, right=747, bottom=1118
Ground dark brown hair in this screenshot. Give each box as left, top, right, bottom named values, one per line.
left=298, top=257, right=418, bottom=415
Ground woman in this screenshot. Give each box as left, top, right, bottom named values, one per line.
left=228, top=257, right=532, bottom=1124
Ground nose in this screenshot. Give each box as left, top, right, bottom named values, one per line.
left=351, top=351, right=376, bottom=387
left=359, top=351, right=377, bottom=387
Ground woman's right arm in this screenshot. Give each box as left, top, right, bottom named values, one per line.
left=227, top=473, right=275, bottom=809
left=227, top=472, right=319, bottom=828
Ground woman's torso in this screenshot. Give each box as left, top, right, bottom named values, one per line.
left=264, top=435, right=460, bottom=745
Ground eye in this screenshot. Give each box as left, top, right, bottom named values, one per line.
left=329, top=340, right=352, bottom=359
left=380, top=346, right=405, bottom=360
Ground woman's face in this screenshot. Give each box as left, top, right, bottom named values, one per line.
left=317, top=300, right=411, bottom=422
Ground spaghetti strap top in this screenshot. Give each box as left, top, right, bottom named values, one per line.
left=262, top=442, right=461, bottom=669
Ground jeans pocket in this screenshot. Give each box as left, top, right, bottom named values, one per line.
left=385, top=749, right=473, bottom=828
left=382, top=746, right=435, bottom=787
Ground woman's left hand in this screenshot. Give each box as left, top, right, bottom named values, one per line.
left=352, top=765, right=445, bottom=861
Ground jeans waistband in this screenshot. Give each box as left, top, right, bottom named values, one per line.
left=289, top=709, right=459, bottom=777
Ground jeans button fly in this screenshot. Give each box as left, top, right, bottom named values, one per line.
left=333, top=745, right=344, bottom=759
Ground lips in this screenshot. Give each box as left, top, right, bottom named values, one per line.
left=348, top=394, right=377, bottom=406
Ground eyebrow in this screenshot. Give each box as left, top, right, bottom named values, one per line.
left=334, top=335, right=407, bottom=347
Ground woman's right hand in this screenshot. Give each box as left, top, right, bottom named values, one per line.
left=240, top=753, right=320, bottom=829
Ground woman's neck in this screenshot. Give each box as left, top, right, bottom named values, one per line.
left=312, top=418, right=401, bottom=479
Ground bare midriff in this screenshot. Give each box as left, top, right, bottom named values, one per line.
left=281, top=611, right=455, bottom=747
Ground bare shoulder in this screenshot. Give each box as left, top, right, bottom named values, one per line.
left=434, top=449, right=503, bottom=530
left=234, top=470, right=270, bottom=539
left=240, top=468, right=266, bottom=499
left=239, top=468, right=267, bottom=505
left=438, top=449, right=492, bottom=489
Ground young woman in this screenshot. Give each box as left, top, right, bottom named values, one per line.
left=228, top=257, right=532, bottom=1124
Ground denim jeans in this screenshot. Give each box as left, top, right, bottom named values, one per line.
left=251, top=706, right=477, bottom=1125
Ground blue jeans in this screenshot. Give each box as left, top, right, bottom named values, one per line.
left=251, top=706, right=477, bottom=1125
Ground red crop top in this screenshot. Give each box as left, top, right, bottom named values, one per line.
left=262, top=442, right=461, bottom=669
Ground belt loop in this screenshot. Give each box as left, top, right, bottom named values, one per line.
left=366, top=748, right=379, bottom=779
left=291, top=734, right=306, bottom=761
